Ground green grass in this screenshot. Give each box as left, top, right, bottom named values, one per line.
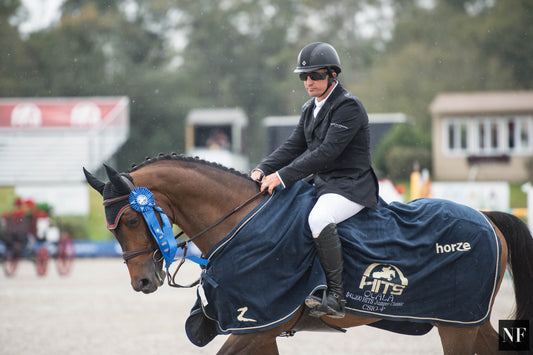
left=0, top=186, right=16, bottom=212
left=84, top=188, right=112, bottom=240
left=509, top=182, right=527, bottom=208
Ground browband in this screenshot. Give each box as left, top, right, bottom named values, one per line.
left=103, top=175, right=135, bottom=206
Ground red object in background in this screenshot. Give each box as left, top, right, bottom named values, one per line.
left=396, top=184, right=405, bottom=195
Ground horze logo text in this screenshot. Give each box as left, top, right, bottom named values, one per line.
left=435, top=242, right=471, bottom=254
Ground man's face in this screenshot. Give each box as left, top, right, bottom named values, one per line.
left=300, top=69, right=335, bottom=99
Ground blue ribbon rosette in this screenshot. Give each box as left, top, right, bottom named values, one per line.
left=129, top=186, right=155, bottom=211
left=129, top=187, right=178, bottom=270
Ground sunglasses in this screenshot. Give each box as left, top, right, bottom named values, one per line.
left=299, top=71, right=328, bottom=81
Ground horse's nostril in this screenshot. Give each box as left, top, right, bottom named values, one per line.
left=139, top=278, right=151, bottom=290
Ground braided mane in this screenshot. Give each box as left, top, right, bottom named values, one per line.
left=128, top=152, right=251, bottom=180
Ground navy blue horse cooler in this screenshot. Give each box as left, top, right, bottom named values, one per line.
left=186, top=181, right=501, bottom=346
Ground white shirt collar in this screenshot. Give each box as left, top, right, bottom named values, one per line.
left=313, top=81, right=337, bottom=117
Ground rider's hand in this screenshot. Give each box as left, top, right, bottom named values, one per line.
left=250, top=169, right=264, bottom=182
left=261, top=173, right=281, bottom=195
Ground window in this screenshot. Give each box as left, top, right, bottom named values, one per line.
left=508, top=120, right=515, bottom=149
left=194, top=125, right=232, bottom=149
left=444, top=119, right=468, bottom=154
left=476, top=119, right=500, bottom=154
left=477, top=121, right=485, bottom=151
left=514, top=117, right=533, bottom=153
left=509, top=116, right=533, bottom=153
left=520, top=119, right=530, bottom=149
left=443, top=115, right=533, bottom=156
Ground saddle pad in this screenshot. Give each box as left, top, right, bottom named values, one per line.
left=186, top=181, right=501, bottom=342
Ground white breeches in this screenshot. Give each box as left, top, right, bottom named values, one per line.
left=308, top=193, right=365, bottom=237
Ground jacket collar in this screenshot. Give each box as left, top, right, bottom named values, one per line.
left=311, top=82, right=343, bottom=127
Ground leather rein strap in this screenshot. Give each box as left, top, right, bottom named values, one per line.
left=176, top=190, right=266, bottom=249
left=122, top=247, right=159, bottom=263
left=166, top=189, right=266, bottom=288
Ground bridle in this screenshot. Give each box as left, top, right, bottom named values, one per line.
left=104, top=184, right=266, bottom=287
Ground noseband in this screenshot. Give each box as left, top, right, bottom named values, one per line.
left=122, top=246, right=162, bottom=263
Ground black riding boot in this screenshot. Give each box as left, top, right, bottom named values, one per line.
left=305, top=223, right=346, bottom=318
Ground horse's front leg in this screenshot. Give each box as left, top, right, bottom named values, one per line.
left=217, top=332, right=279, bottom=355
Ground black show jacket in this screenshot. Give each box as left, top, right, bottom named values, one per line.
left=256, top=83, right=379, bottom=209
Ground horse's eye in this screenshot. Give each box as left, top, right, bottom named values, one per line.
left=127, top=218, right=140, bottom=228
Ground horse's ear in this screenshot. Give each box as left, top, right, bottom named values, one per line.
left=83, top=167, right=105, bottom=196
left=104, top=164, right=133, bottom=193
left=104, top=164, right=122, bottom=185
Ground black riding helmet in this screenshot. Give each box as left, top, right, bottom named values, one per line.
left=293, top=42, right=342, bottom=74
left=294, top=42, right=341, bottom=97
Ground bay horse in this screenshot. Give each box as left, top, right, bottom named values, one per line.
left=84, top=153, right=533, bottom=355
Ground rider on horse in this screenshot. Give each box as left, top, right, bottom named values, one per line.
left=251, top=42, right=379, bottom=318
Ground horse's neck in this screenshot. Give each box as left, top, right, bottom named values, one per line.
left=137, top=162, right=260, bottom=254
left=174, top=169, right=260, bottom=254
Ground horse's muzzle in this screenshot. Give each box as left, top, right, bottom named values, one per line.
left=132, top=268, right=165, bottom=294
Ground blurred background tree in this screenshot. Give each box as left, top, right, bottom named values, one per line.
left=1, top=0, right=531, bottom=179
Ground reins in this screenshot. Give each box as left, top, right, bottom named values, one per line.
left=176, top=189, right=266, bottom=248
left=167, top=189, right=266, bottom=288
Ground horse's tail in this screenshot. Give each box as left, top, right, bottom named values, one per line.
left=483, top=211, right=533, bottom=321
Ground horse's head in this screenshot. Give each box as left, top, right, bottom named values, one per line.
left=83, top=165, right=166, bottom=294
